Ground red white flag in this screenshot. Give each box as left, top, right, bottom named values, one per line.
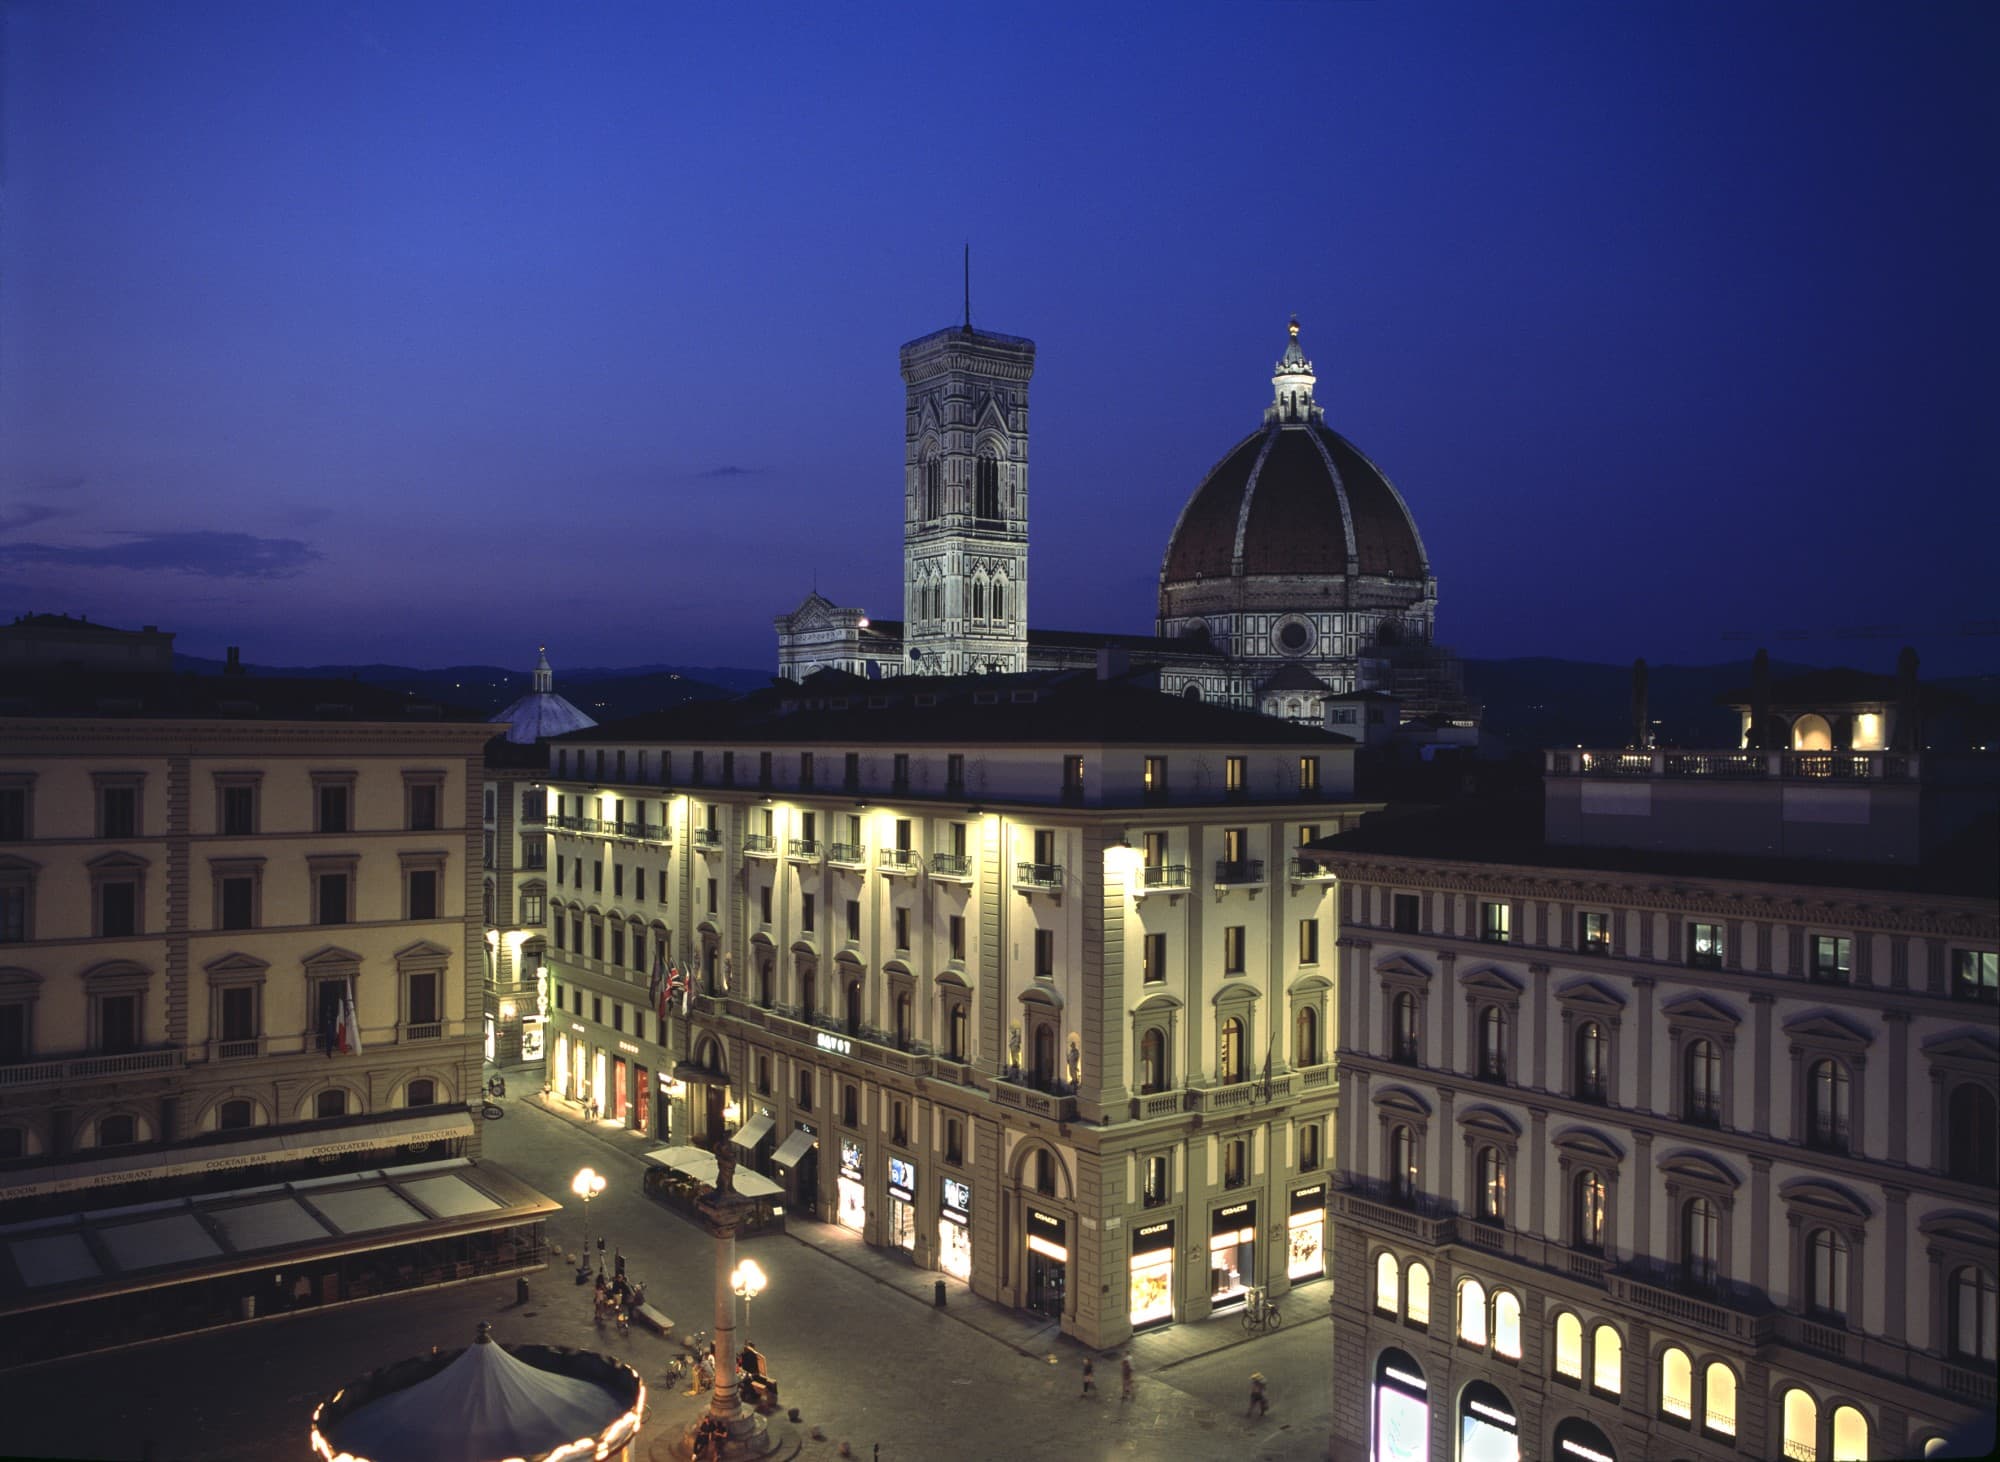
left=336, top=976, right=364, bottom=1055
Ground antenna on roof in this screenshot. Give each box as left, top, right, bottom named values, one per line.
left=964, top=242, right=971, bottom=331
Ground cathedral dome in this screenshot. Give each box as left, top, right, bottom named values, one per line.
left=1158, top=318, right=1430, bottom=625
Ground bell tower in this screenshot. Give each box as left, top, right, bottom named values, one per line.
left=899, top=320, right=1036, bottom=676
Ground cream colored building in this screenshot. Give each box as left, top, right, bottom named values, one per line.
left=539, top=668, right=1378, bottom=1347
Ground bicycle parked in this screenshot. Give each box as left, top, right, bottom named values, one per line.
left=1240, top=1285, right=1283, bottom=1335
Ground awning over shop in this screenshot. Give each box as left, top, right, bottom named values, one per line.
left=771, top=1129, right=817, bottom=1169
left=0, top=1110, right=477, bottom=1203
left=730, top=1112, right=776, bottom=1150
left=642, top=1147, right=783, bottom=1199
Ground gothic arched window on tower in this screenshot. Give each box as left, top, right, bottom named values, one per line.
left=971, top=580, right=986, bottom=621
left=924, top=458, right=941, bottom=521
left=975, top=453, right=1000, bottom=521
left=992, top=579, right=1006, bottom=623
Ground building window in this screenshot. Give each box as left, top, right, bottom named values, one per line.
left=97, top=780, right=140, bottom=839
left=314, top=777, right=352, bottom=834
left=1951, top=1266, right=1997, bottom=1361
left=1298, top=918, right=1319, bottom=964
left=1493, top=1291, right=1521, bottom=1359
left=521, top=886, right=545, bottom=925
left=801, top=893, right=815, bottom=933
left=217, top=984, right=259, bottom=1044
left=406, top=968, right=440, bottom=1028
left=1388, top=1123, right=1418, bottom=1202
left=894, top=906, right=911, bottom=951
left=316, top=1088, right=348, bottom=1120
left=1807, top=1226, right=1850, bottom=1320
left=1660, top=1345, right=1693, bottom=1421
left=407, top=1078, right=436, bottom=1107
left=1952, top=949, right=1997, bottom=1003
left=1294, top=1005, right=1318, bottom=1066
left=1458, top=1277, right=1488, bottom=1346
left=1405, top=1261, right=1430, bottom=1326
left=708, top=877, right=719, bottom=915
left=1688, top=921, right=1724, bottom=969
left=1142, top=932, right=1166, bottom=984
left=1685, top=1039, right=1723, bottom=1125
left=1591, top=1325, right=1622, bottom=1398
left=1682, top=1197, right=1720, bottom=1291
left=796, top=1068, right=813, bottom=1110
left=1143, top=756, right=1168, bottom=799
left=98, top=876, right=140, bottom=938
left=1574, top=1171, right=1607, bottom=1252
left=407, top=868, right=439, bottom=921
left=844, top=898, right=859, bottom=941
left=1476, top=1146, right=1506, bottom=1223
left=1477, top=1006, right=1507, bottom=1081
left=1554, top=1312, right=1583, bottom=1380
left=219, top=782, right=258, bottom=836
left=0, top=998, right=29, bottom=1064
left=1375, top=1252, right=1399, bottom=1314
left=98, top=1113, right=138, bottom=1147
left=1218, top=1016, right=1244, bottom=1084
left=1298, top=756, right=1319, bottom=793
left=0, top=873, right=29, bottom=944
left=1138, top=1028, right=1168, bottom=1093
left=406, top=777, right=441, bottom=832
left=1704, top=1363, right=1737, bottom=1437
left=1223, top=925, right=1245, bottom=974
left=1807, top=1058, right=1851, bottom=1151
left=945, top=1119, right=964, bottom=1166
left=1781, top=1389, right=1817, bottom=1462
left=1224, top=756, right=1246, bottom=794
left=1947, top=1083, right=1998, bottom=1182
left=1300, top=1122, right=1320, bottom=1170
left=1810, top=934, right=1852, bottom=985
left=947, top=1002, right=968, bottom=1062
left=1573, top=1021, right=1608, bottom=1102
left=761, top=886, right=773, bottom=926
left=1034, top=928, right=1054, bottom=978
left=1830, top=1405, right=1867, bottom=1461
left=1060, top=755, right=1083, bottom=798
left=1391, top=991, right=1419, bottom=1064
left=1571, top=910, right=1609, bottom=955
left=949, top=914, right=965, bottom=962
left=218, top=1098, right=254, bottom=1130
left=974, top=452, right=1000, bottom=520
left=0, top=780, right=30, bottom=841
left=1480, top=901, right=1510, bottom=943
left=1143, top=1153, right=1168, bottom=1206
left=1223, top=1138, right=1247, bottom=1188
left=1392, top=893, right=1420, bottom=934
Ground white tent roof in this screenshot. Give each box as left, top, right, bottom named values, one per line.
left=643, top=1146, right=783, bottom=1199
left=325, top=1332, right=629, bottom=1462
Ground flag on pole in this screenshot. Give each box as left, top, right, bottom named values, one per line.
left=336, top=975, right=365, bottom=1056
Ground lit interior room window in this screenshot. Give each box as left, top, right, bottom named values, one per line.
left=1831, top=1405, right=1868, bottom=1462
left=1592, top=1325, right=1622, bottom=1396
left=1704, top=1363, right=1736, bottom=1437
left=1493, top=1291, right=1522, bottom=1359
left=1782, top=1388, right=1818, bottom=1462
left=1375, top=1252, right=1399, bottom=1315
left=1457, top=1277, right=1488, bottom=1346
left=1661, top=1345, right=1692, bottom=1420
left=1406, top=1260, right=1430, bottom=1326
left=1554, top=1312, right=1583, bottom=1379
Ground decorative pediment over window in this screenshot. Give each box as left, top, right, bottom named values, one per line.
left=1657, top=1150, right=1740, bottom=1191
left=748, top=930, right=775, bottom=952
left=1919, top=1028, right=2000, bottom=1063
left=1372, top=1085, right=1433, bottom=1119
left=1551, top=1126, right=1625, bottom=1164
left=1660, top=993, right=1742, bottom=1032
left=202, top=951, right=270, bottom=984
left=84, top=850, right=150, bottom=873
left=786, top=938, right=814, bottom=958
left=1456, top=1104, right=1522, bottom=1138
left=1286, top=972, right=1333, bottom=997
left=1019, top=984, right=1065, bottom=1012
left=301, top=946, right=364, bottom=976
left=1554, top=978, right=1627, bottom=1018
left=1460, top=966, right=1524, bottom=1001
left=935, top=968, right=970, bottom=990
left=1212, top=982, right=1263, bottom=1008
left=392, top=939, right=453, bottom=964
left=0, top=965, right=43, bottom=997
left=1133, top=991, right=1184, bottom=1015
left=1918, top=1209, right=1999, bottom=1248
left=1779, top=1177, right=1872, bottom=1222
left=1782, top=1011, right=1874, bottom=1052
left=882, top=959, right=913, bottom=982
left=1374, top=954, right=1433, bottom=983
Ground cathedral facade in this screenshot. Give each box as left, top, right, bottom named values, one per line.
left=774, top=315, right=1446, bottom=725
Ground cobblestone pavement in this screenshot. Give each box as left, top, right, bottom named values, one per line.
left=0, top=1070, right=1335, bottom=1461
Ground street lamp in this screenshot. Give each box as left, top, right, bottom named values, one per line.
left=571, top=1167, right=606, bottom=1279
left=731, top=1258, right=767, bottom=1346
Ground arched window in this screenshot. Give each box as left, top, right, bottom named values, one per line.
left=1389, top=1124, right=1418, bottom=1202
left=1808, top=1058, right=1850, bottom=1151
left=1405, top=1260, right=1430, bottom=1326
left=1574, top=1020, right=1607, bottom=1101
left=1375, top=1251, right=1399, bottom=1314
left=1831, top=1405, right=1868, bottom=1462
left=1807, top=1228, right=1850, bottom=1321
left=1951, top=1266, right=1997, bottom=1361
left=1704, top=1362, right=1737, bottom=1437
left=992, top=581, right=1006, bottom=622
left=1138, top=1028, right=1167, bottom=1093
left=315, top=1088, right=347, bottom=1120
left=1592, top=1324, right=1622, bottom=1396
left=1685, top=1038, right=1722, bottom=1124
left=1478, top=1005, right=1507, bottom=1080
left=1458, top=1276, right=1488, bottom=1346
left=1492, top=1290, right=1522, bottom=1358
left=218, top=1098, right=254, bottom=1130
left=1660, top=1344, right=1693, bottom=1420
left=406, top=1079, right=435, bottom=1107
left=1682, top=1196, right=1720, bottom=1291
left=1218, top=1016, right=1243, bottom=1084
left=1034, top=1148, right=1056, bottom=1196
left=1947, top=1083, right=1997, bottom=1182
left=975, top=452, right=1000, bottom=520
left=1554, top=1311, right=1584, bottom=1379
left=1391, top=991, right=1419, bottom=1063
left=1782, top=1388, right=1817, bottom=1462
left=1295, top=1006, right=1318, bottom=1066
left=1477, top=1145, right=1507, bottom=1223
left=1574, top=1170, right=1607, bottom=1252
left=924, top=457, right=941, bottom=520
left=971, top=580, right=985, bottom=620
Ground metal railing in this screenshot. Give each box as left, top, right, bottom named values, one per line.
left=1289, top=856, right=1333, bottom=879
left=1214, top=858, right=1265, bottom=885
left=879, top=847, right=918, bottom=873
left=930, top=852, right=972, bottom=878
left=1015, top=861, right=1063, bottom=889
left=1549, top=748, right=1921, bottom=781
left=743, top=834, right=777, bottom=855
left=0, top=1047, right=185, bottom=1087
left=403, top=1021, right=444, bottom=1042
left=827, top=842, right=866, bottom=865
left=693, top=828, right=723, bottom=849
left=788, top=838, right=822, bottom=859
left=1141, top=863, right=1189, bottom=890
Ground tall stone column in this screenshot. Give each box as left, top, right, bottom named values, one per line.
left=679, top=1149, right=776, bottom=1461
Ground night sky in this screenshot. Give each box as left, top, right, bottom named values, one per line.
left=2, top=2, right=1994, bottom=674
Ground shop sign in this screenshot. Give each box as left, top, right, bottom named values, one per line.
left=887, top=1156, right=916, bottom=1202
left=1213, top=1201, right=1253, bottom=1231
left=1291, top=1183, right=1326, bottom=1214
left=1026, top=1208, right=1066, bottom=1242
left=1132, top=1219, right=1175, bottom=1253
left=941, top=1177, right=971, bottom=1223
left=617, top=1040, right=640, bottom=1055
left=839, top=1137, right=864, bottom=1179
left=570, top=1021, right=585, bottom=1033
left=816, top=1031, right=852, bottom=1056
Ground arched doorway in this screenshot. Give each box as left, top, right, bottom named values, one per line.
left=1372, top=1347, right=1428, bottom=1462
left=1553, top=1415, right=1617, bottom=1462
left=1459, top=1379, right=1520, bottom=1462
left=1792, top=714, right=1833, bottom=751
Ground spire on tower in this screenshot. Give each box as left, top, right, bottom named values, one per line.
left=1265, top=314, right=1324, bottom=425
left=533, top=646, right=553, bottom=695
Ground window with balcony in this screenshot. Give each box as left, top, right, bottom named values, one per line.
left=1477, top=1006, right=1507, bottom=1081
left=1573, top=1171, right=1607, bottom=1252
left=946, top=1001, right=968, bottom=1062
left=217, top=984, right=258, bottom=1045
left=0, top=999, right=28, bottom=1064
left=1807, top=1057, right=1850, bottom=1151
left=1952, top=949, right=1997, bottom=1003
left=1391, top=991, right=1420, bottom=1064
left=96, top=991, right=140, bottom=1054
left=1579, top=910, right=1611, bottom=955
left=1573, top=1021, right=1608, bottom=1102
left=1138, top=1027, right=1169, bottom=1093
left=1388, top=1123, right=1418, bottom=1202
left=1476, top=1145, right=1506, bottom=1223
left=1295, top=1005, right=1318, bottom=1066
left=1688, top=921, right=1724, bottom=969
left=1950, top=1265, right=1997, bottom=1361
left=1480, top=901, right=1510, bottom=943
left=1810, top=934, right=1852, bottom=985
left=1393, top=892, right=1420, bottom=934
left=1684, top=1039, right=1723, bottom=1125
left=1806, top=1226, right=1849, bottom=1321
left=1682, top=1196, right=1720, bottom=1291
left=1223, top=925, right=1245, bottom=974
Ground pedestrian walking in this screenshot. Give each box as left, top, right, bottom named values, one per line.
left=1081, top=1357, right=1096, bottom=1398
left=1121, top=1355, right=1134, bottom=1401
left=1247, top=1371, right=1268, bottom=1419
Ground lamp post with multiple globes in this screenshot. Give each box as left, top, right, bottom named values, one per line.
left=571, top=1167, right=605, bottom=1279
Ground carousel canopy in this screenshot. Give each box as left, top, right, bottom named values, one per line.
left=322, top=1328, right=633, bottom=1462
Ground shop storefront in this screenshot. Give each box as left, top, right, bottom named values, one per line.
left=774, top=1124, right=817, bottom=1216
left=939, top=1177, right=972, bottom=1281
left=590, top=1048, right=607, bottom=1115
left=520, top=1016, right=545, bottom=1062
left=1459, top=1380, right=1520, bottom=1462
left=1287, top=1182, right=1326, bottom=1281
left=1128, top=1218, right=1175, bottom=1329
left=837, top=1139, right=867, bottom=1233
left=635, top=1067, right=651, bottom=1134
left=1208, top=1200, right=1256, bottom=1308
left=1024, top=1207, right=1067, bottom=1319
left=611, top=1055, right=628, bottom=1122
left=886, top=1156, right=917, bottom=1251
left=553, top=1032, right=571, bottom=1097
left=1372, top=1348, right=1429, bottom=1462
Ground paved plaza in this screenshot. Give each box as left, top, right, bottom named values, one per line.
left=0, top=1072, right=1335, bottom=1461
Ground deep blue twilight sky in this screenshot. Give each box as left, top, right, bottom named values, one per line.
left=2, top=2, right=1994, bottom=674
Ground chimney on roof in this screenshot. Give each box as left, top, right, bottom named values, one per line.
left=1748, top=648, right=1771, bottom=750
left=225, top=646, right=243, bottom=676
left=1096, top=647, right=1129, bottom=680
left=1629, top=658, right=1650, bottom=750
left=1893, top=645, right=1921, bottom=752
